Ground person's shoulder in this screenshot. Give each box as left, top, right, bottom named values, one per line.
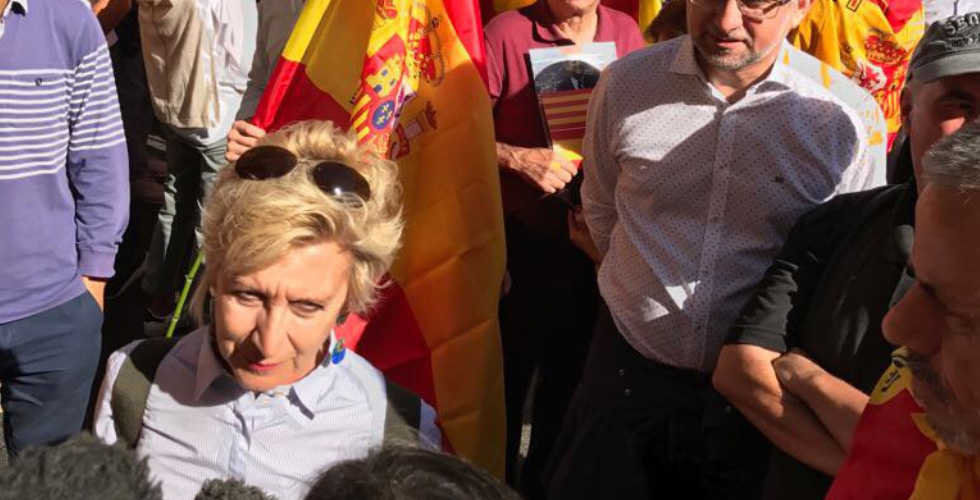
left=799, top=183, right=903, bottom=228
left=40, top=0, right=100, bottom=31
left=332, top=346, right=387, bottom=396
left=38, top=0, right=105, bottom=59
left=777, top=61, right=867, bottom=134
left=484, top=8, right=534, bottom=41
left=108, top=329, right=199, bottom=368
left=605, top=36, right=677, bottom=79
left=777, top=59, right=860, bottom=117
left=37, top=0, right=93, bottom=17
left=597, top=4, right=642, bottom=29
left=779, top=62, right=845, bottom=102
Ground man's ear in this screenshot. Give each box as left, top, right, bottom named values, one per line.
left=789, top=0, right=814, bottom=28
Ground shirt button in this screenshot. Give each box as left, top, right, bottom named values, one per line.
left=618, top=369, right=626, bottom=377
left=623, top=388, right=632, bottom=397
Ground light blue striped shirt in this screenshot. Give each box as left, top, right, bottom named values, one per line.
left=94, top=327, right=440, bottom=500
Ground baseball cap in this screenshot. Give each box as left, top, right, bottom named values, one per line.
left=907, top=12, right=980, bottom=83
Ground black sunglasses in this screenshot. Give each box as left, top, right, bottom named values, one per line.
left=234, top=145, right=372, bottom=203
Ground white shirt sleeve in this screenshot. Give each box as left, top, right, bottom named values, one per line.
left=92, top=341, right=142, bottom=446
left=835, top=109, right=885, bottom=194
left=581, top=71, right=621, bottom=256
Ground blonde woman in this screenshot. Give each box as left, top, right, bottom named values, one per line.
left=94, top=121, right=440, bottom=500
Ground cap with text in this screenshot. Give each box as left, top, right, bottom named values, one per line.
left=908, top=12, right=980, bottom=83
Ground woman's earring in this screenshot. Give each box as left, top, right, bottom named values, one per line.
left=336, top=312, right=349, bottom=326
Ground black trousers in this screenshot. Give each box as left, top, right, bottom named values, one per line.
left=544, top=306, right=769, bottom=500
left=499, top=214, right=599, bottom=499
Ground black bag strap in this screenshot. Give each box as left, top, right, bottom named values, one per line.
left=382, top=379, right=423, bottom=445
left=110, top=337, right=180, bottom=448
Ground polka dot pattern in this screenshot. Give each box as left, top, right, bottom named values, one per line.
left=581, top=36, right=884, bottom=372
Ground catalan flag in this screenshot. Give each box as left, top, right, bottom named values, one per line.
left=252, top=0, right=507, bottom=475
left=539, top=89, right=592, bottom=164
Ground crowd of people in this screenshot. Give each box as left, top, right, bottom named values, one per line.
left=0, top=0, right=979, bottom=498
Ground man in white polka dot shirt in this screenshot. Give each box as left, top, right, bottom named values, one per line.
left=545, top=0, right=884, bottom=497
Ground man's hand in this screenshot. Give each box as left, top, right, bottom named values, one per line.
left=773, top=348, right=824, bottom=393
left=226, top=120, right=267, bottom=162
left=82, top=276, right=107, bottom=311
left=714, top=344, right=846, bottom=475
left=773, top=348, right=869, bottom=451
left=496, top=143, right=577, bottom=194
left=568, top=208, right=601, bottom=264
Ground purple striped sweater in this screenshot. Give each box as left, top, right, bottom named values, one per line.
left=0, top=0, right=128, bottom=323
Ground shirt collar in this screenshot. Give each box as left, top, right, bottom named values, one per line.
left=287, top=333, right=339, bottom=418
left=3, top=0, right=27, bottom=16
left=530, top=1, right=612, bottom=45
left=193, top=330, right=230, bottom=401
left=669, top=36, right=702, bottom=76
left=192, top=327, right=338, bottom=421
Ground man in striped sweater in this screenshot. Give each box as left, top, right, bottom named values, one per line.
left=0, top=0, right=128, bottom=457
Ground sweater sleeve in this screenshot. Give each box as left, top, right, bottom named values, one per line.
left=67, top=13, right=129, bottom=279
left=236, top=0, right=271, bottom=121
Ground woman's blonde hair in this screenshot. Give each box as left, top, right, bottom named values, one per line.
left=191, top=121, right=402, bottom=320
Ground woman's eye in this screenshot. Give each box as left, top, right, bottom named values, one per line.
left=292, top=302, right=323, bottom=316
left=233, top=291, right=261, bottom=304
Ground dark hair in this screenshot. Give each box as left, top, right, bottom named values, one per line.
left=0, top=433, right=162, bottom=500
left=645, top=0, right=688, bottom=43
left=195, top=478, right=278, bottom=500
left=303, top=446, right=521, bottom=500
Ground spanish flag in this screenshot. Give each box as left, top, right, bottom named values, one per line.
left=252, top=0, right=507, bottom=475
left=828, top=348, right=980, bottom=499
left=482, top=0, right=662, bottom=33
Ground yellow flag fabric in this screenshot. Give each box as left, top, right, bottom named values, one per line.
left=792, top=0, right=925, bottom=147
left=828, top=348, right=980, bottom=499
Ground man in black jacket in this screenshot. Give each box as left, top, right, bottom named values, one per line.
left=713, top=13, right=980, bottom=500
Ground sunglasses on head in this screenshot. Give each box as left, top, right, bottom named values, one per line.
left=234, top=145, right=372, bottom=203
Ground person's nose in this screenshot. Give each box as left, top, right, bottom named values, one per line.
left=714, top=0, right=746, bottom=35
left=883, top=283, right=944, bottom=355
left=254, top=304, right=289, bottom=358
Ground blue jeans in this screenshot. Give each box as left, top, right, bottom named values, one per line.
left=0, top=292, right=103, bottom=458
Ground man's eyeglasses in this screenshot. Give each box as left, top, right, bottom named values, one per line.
left=688, top=0, right=793, bottom=20
left=234, top=145, right=372, bottom=204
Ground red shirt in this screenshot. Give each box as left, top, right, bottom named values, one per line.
left=485, top=2, right=644, bottom=148
left=484, top=1, right=644, bottom=222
